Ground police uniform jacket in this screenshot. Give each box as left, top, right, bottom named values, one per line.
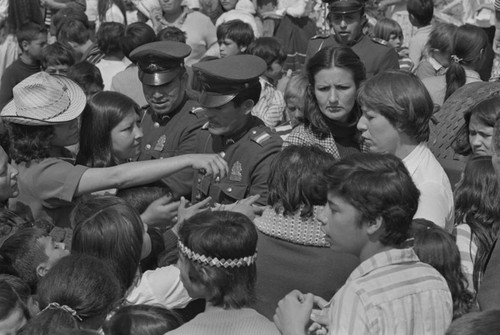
left=192, top=116, right=283, bottom=206
left=139, top=97, right=206, bottom=197
left=305, top=34, right=399, bottom=78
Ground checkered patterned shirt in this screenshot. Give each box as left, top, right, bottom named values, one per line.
left=327, top=248, right=453, bottom=334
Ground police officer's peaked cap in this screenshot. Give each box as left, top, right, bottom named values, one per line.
left=193, top=55, right=266, bottom=108
left=129, top=41, right=191, bottom=86
left=328, top=0, right=364, bottom=14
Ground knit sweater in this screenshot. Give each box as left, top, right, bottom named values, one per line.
left=166, top=307, right=279, bottom=334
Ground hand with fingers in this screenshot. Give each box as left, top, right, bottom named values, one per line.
left=140, top=194, right=180, bottom=230
left=216, top=194, right=264, bottom=220
left=309, top=295, right=330, bottom=335
left=177, top=196, right=212, bottom=225
left=274, top=290, right=314, bottom=335
left=190, top=154, right=228, bottom=180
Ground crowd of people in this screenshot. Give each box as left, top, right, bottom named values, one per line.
left=0, top=0, right=500, bottom=334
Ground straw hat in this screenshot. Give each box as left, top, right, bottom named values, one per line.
left=1, top=72, right=86, bottom=126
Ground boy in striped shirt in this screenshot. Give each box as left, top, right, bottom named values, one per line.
left=274, top=153, right=453, bottom=335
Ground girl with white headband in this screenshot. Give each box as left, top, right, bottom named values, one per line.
left=171, top=210, right=279, bottom=335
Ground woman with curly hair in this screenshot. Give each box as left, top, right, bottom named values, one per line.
left=454, top=155, right=500, bottom=295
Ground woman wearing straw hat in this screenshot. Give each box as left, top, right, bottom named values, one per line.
left=1, top=72, right=228, bottom=227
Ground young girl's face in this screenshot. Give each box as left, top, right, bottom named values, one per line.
left=469, top=114, right=493, bottom=156
left=111, top=111, right=143, bottom=163
left=388, top=34, right=402, bottom=49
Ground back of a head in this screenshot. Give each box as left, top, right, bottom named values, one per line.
left=216, top=19, right=254, bottom=48
left=16, top=22, right=46, bottom=49
left=446, top=310, right=500, bottom=335
left=0, top=228, right=46, bottom=292
left=358, top=71, right=433, bottom=143
left=373, top=18, right=402, bottom=42
left=22, top=254, right=121, bottom=335
left=178, top=211, right=258, bottom=309
left=71, top=195, right=143, bottom=295
left=67, top=61, right=104, bottom=97
left=121, top=23, right=157, bottom=60
left=325, top=152, right=420, bottom=246
left=52, top=7, right=90, bottom=38
left=41, top=41, right=77, bottom=70
left=97, top=22, right=126, bottom=55
left=0, top=274, right=31, bottom=306
left=157, top=26, right=187, bottom=43
left=407, top=0, right=433, bottom=26
left=57, top=19, right=90, bottom=45
left=268, top=145, right=334, bottom=217
left=103, top=304, right=183, bottom=335
left=427, top=22, right=457, bottom=55
left=247, top=37, right=286, bottom=67
left=445, top=25, right=489, bottom=101
left=116, top=182, right=172, bottom=213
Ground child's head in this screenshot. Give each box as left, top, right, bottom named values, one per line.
left=67, top=61, right=104, bottom=99
left=407, top=0, right=433, bottom=27
left=283, top=73, right=308, bottom=125
left=57, top=19, right=91, bottom=55
left=17, top=22, right=47, bottom=62
left=0, top=228, right=69, bottom=292
left=409, top=219, right=474, bottom=319
left=103, top=304, right=183, bottom=335
left=71, top=195, right=150, bottom=295
left=247, top=37, right=286, bottom=84
left=0, top=280, right=28, bottom=334
left=116, top=182, right=172, bottom=214
left=217, top=20, right=254, bottom=58
left=372, top=18, right=403, bottom=49
left=23, top=254, right=121, bottom=334
left=51, top=7, right=90, bottom=39
left=97, top=22, right=126, bottom=56
left=157, top=26, right=187, bottom=43
left=76, top=91, right=143, bottom=167
left=0, top=209, right=31, bottom=246
left=121, top=22, right=157, bottom=61
left=268, top=145, right=334, bottom=218
left=425, top=22, right=457, bottom=68
left=177, top=211, right=258, bottom=308
left=42, top=42, right=76, bottom=75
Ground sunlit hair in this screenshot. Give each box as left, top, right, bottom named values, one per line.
left=373, top=18, right=403, bottom=42
left=445, top=25, right=488, bottom=101
left=325, top=153, right=420, bottom=246
left=20, top=254, right=121, bottom=335
left=454, top=156, right=500, bottom=292
left=454, top=95, right=500, bottom=156
left=268, top=145, right=334, bottom=217
left=284, top=73, right=308, bottom=105
left=71, top=195, right=144, bottom=295
left=76, top=91, right=141, bottom=168
left=425, top=22, right=457, bottom=59
left=410, top=219, right=474, bottom=319
left=98, top=0, right=127, bottom=26
left=103, top=304, right=183, bottom=335
left=305, top=46, right=365, bottom=137
left=445, top=310, right=500, bottom=335
left=178, top=211, right=258, bottom=309
left=358, top=71, right=432, bottom=143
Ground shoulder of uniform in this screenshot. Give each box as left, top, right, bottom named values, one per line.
left=311, top=33, right=330, bottom=40
left=249, top=127, right=281, bottom=147
left=189, top=106, right=206, bottom=119
left=371, top=37, right=388, bottom=46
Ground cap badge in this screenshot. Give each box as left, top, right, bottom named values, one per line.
left=154, top=135, right=167, bottom=152
left=146, top=63, right=162, bottom=72
left=229, top=161, right=242, bottom=182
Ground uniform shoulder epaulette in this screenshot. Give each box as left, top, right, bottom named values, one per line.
left=371, top=37, right=389, bottom=47
left=311, top=33, right=330, bottom=40
left=190, top=107, right=206, bottom=119
left=250, top=128, right=272, bottom=146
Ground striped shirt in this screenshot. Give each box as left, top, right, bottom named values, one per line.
left=455, top=224, right=478, bottom=294
left=327, top=248, right=453, bottom=335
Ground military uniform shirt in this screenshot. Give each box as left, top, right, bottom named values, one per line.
left=139, top=98, right=206, bottom=197
left=305, top=34, right=399, bottom=78
left=192, top=116, right=283, bottom=206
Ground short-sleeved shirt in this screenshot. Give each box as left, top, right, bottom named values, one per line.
left=305, top=34, right=399, bottom=78
left=192, top=116, right=282, bottom=206
left=9, top=158, right=89, bottom=227
left=326, top=248, right=453, bottom=334
left=138, top=98, right=206, bottom=197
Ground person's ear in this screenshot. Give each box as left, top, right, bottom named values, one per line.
left=366, top=216, right=383, bottom=235
left=240, top=45, right=248, bottom=53
left=241, top=99, right=255, bottom=114
left=21, top=40, right=30, bottom=52
left=36, top=262, right=49, bottom=278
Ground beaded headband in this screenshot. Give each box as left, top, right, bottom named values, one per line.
left=178, top=240, right=257, bottom=268
left=42, top=302, right=82, bottom=321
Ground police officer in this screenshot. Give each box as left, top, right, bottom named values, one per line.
left=191, top=55, right=283, bottom=206
left=130, top=41, right=206, bottom=198
left=306, top=0, right=399, bottom=77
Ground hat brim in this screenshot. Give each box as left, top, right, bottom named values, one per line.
left=199, top=91, right=238, bottom=108
left=139, top=69, right=181, bottom=86
left=1, top=75, right=86, bottom=126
